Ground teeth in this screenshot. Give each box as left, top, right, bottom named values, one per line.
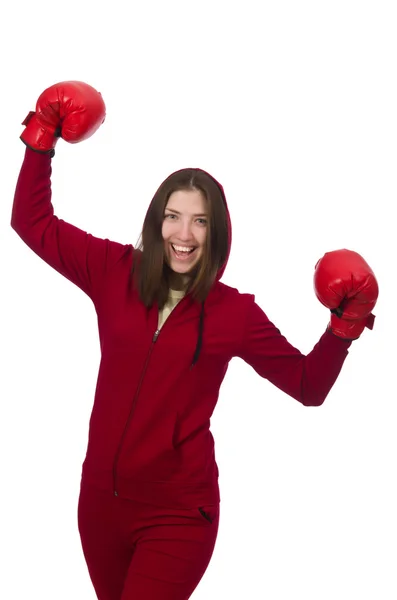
left=172, top=244, right=194, bottom=253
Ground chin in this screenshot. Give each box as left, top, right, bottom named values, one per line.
left=170, top=261, right=198, bottom=274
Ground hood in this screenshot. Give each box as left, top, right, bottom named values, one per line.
left=205, top=171, right=232, bottom=282
left=184, top=168, right=232, bottom=367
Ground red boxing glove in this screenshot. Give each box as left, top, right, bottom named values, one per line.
left=314, top=249, right=379, bottom=340
left=20, top=81, right=106, bottom=154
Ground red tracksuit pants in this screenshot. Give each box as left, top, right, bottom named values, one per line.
left=77, top=481, right=220, bottom=600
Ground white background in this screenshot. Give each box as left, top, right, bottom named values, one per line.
left=1, top=1, right=396, bottom=598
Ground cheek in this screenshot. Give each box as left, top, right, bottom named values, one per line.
left=198, top=229, right=207, bottom=247
left=162, top=222, right=170, bottom=242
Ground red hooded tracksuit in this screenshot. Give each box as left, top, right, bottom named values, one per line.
left=11, top=148, right=352, bottom=599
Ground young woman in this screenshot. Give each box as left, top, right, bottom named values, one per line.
left=11, top=81, right=379, bottom=600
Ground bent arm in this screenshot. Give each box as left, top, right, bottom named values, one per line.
left=11, top=147, right=131, bottom=303
left=236, top=297, right=352, bottom=406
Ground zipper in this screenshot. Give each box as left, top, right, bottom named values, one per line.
left=112, top=328, right=160, bottom=496
left=112, top=295, right=191, bottom=497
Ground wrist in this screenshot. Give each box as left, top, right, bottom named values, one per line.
left=328, top=312, right=375, bottom=340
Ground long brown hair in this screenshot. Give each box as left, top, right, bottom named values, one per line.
left=129, top=168, right=229, bottom=309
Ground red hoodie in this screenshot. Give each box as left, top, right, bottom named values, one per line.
left=11, top=148, right=352, bottom=509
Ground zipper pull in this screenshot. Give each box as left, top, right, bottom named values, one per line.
left=153, top=329, right=160, bottom=342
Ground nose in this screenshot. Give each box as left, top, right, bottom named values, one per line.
left=177, top=218, right=194, bottom=241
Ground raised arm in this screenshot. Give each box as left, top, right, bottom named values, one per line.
left=236, top=249, right=379, bottom=406
left=11, top=81, right=130, bottom=303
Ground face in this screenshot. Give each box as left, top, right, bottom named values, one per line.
left=162, top=189, right=208, bottom=275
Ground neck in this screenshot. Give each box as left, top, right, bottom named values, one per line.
left=169, top=273, right=190, bottom=291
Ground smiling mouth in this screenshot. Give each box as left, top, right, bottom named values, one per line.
left=171, top=244, right=197, bottom=260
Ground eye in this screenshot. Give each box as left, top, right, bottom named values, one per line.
left=197, top=218, right=207, bottom=226
left=164, top=213, right=176, bottom=220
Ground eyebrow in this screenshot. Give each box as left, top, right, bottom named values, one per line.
left=165, top=208, right=208, bottom=217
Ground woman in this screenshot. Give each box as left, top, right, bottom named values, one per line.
left=11, top=81, right=379, bottom=600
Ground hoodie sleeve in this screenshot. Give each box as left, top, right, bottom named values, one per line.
left=236, top=296, right=352, bottom=406
left=11, top=147, right=131, bottom=303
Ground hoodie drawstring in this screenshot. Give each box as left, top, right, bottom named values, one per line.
left=191, top=302, right=205, bottom=368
